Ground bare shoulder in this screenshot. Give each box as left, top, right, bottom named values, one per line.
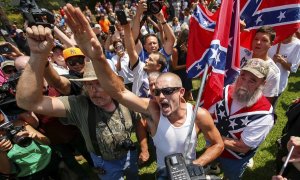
left=195, top=107, right=215, bottom=127
left=196, top=107, right=211, bottom=119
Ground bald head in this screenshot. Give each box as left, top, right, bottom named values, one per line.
left=148, top=71, right=161, bottom=81
left=14, top=56, right=30, bottom=72
left=156, top=72, right=183, bottom=88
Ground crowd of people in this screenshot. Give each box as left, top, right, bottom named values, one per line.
left=0, top=0, right=300, bottom=179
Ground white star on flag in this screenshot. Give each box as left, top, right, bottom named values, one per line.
left=215, top=52, right=221, bottom=65
left=218, top=101, right=224, bottom=108
left=255, top=15, right=263, bottom=25
left=241, top=117, right=250, bottom=126
left=218, top=109, right=226, bottom=119
left=277, top=11, right=286, bottom=22
left=196, top=63, right=202, bottom=70
left=210, top=48, right=218, bottom=60
left=229, top=119, right=238, bottom=129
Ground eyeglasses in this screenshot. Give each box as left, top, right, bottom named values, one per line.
left=67, top=57, right=85, bottom=66
left=3, top=68, right=17, bottom=74
left=153, top=87, right=181, bottom=96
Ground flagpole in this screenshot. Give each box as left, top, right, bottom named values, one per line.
left=184, top=62, right=210, bottom=163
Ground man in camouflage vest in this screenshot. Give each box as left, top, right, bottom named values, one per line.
left=16, top=29, right=139, bottom=179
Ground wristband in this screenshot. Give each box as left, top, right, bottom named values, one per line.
left=161, top=21, right=167, bottom=25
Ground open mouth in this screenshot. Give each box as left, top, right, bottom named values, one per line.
left=237, top=88, right=249, bottom=96
left=160, top=100, right=170, bottom=111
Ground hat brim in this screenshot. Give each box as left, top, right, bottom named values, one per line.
left=241, top=68, right=265, bottom=79
left=1, top=61, right=15, bottom=69
left=69, top=77, right=98, bottom=81
left=69, top=75, right=123, bottom=82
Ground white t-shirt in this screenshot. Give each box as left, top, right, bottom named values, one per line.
left=51, top=62, right=69, bottom=75
left=183, top=1, right=188, bottom=9
left=268, top=37, right=300, bottom=94
left=111, top=53, right=133, bottom=84
left=172, top=23, right=181, bottom=33
left=106, top=59, right=117, bottom=73
left=231, top=99, right=274, bottom=148
left=240, top=48, right=281, bottom=97
left=183, top=15, right=191, bottom=26
left=131, top=60, right=149, bottom=97
left=264, top=58, right=280, bottom=97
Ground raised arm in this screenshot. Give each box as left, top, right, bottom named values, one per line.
left=154, top=11, right=176, bottom=55
left=147, top=16, right=160, bottom=33
left=16, top=25, right=66, bottom=117
left=123, top=22, right=139, bottom=67
left=193, top=108, right=224, bottom=166
left=44, top=62, right=72, bottom=95
left=132, top=0, right=147, bottom=43
left=53, top=26, right=77, bottom=48
left=63, top=4, right=150, bottom=115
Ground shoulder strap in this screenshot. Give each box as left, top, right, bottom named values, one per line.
left=87, top=99, right=102, bottom=156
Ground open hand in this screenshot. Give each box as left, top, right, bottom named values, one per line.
left=137, top=0, right=147, bottom=16
left=154, top=11, right=165, bottom=22
left=63, top=4, right=103, bottom=61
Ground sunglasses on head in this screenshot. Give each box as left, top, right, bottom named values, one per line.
left=3, top=68, right=17, bottom=74
left=154, top=87, right=181, bottom=96
left=67, top=57, right=85, bottom=66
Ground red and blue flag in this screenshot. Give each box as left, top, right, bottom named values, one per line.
left=186, top=0, right=239, bottom=109
left=186, top=0, right=300, bottom=110
left=240, top=0, right=300, bottom=49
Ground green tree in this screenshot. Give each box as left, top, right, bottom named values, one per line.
left=0, top=0, right=14, bottom=30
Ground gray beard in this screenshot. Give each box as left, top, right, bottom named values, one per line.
left=232, top=85, right=264, bottom=107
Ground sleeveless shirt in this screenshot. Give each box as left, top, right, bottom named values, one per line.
left=153, top=103, right=197, bottom=169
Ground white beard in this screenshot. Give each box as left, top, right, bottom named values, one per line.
left=233, top=84, right=264, bottom=107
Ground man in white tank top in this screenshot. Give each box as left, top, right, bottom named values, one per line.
left=97, top=71, right=224, bottom=179
left=59, top=5, right=224, bottom=179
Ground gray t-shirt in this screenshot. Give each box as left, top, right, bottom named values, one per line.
left=58, top=95, right=136, bottom=160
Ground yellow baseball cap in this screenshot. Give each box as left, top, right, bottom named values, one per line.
left=63, top=47, right=85, bottom=60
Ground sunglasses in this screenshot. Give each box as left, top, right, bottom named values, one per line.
left=154, top=87, right=181, bottom=96
left=67, top=57, right=85, bottom=66
left=115, top=45, right=124, bottom=51
left=3, top=68, right=17, bottom=74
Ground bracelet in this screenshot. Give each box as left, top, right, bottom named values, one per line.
left=161, top=21, right=167, bottom=25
